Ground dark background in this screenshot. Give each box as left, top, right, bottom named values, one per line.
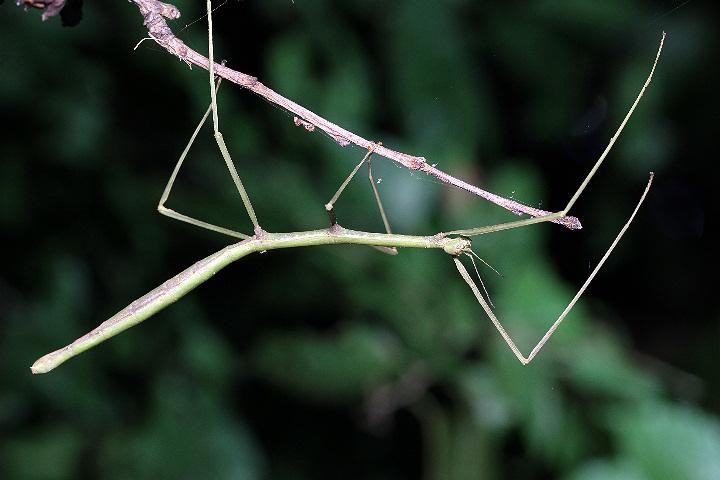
left=1, top=1, right=714, bottom=479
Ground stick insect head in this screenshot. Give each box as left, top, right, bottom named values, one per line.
left=441, top=235, right=473, bottom=257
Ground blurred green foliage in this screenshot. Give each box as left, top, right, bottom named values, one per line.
left=1, top=1, right=712, bottom=479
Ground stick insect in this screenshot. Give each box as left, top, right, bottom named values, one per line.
left=30, top=0, right=665, bottom=373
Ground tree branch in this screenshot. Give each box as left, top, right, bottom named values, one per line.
left=128, top=0, right=581, bottom=230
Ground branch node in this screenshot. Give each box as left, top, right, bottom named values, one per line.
left=294, top=116, right=316, bottom=132
left=333, top=135, right=351, bottom=147
left=254, top=226, right=268, bottom=240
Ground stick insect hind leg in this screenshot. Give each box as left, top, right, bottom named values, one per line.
left=448, top=33, right=665, bottom=364
left=325, top=142, right=398, bottom=255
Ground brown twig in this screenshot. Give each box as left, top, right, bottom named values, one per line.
left=16, top=0, right=66, bottom=21
left=128, top=0, right=581, bottom=230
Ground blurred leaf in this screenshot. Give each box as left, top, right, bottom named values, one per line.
left=99, top=375, right=265, bottom=480
left=177, top=312, right=237, bottom=388
left=385, top=1, right=494, bottom=162
left=320, top=41, right=372, bottom=130
left=564, top=328, right=662, bottom=400
left=1, top=426, right=84, bottom=479
left=565, top=458, right=648, bottom=480
left=266, top=32, right=320, bottom=110
left=414, top=399, right=496, bottom=480
left=457, top=364, right=513, bottom=430
left=532, top=0, right=645, bottom=35
left=607, top=402, right=720, bottom=480
left=250, top=324, right=405, bottom=402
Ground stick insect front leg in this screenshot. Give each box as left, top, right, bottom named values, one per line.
left=450, top=33, right=665, bottom=364
left=207, top=0, right=261, bottom=235
left=447, top=33, right=665, bottom=240
left=456, top=173, right=653, bottom=364
left=157, top=78, right=252, bottom=239
left=158, top=1, right=263, bottom=239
